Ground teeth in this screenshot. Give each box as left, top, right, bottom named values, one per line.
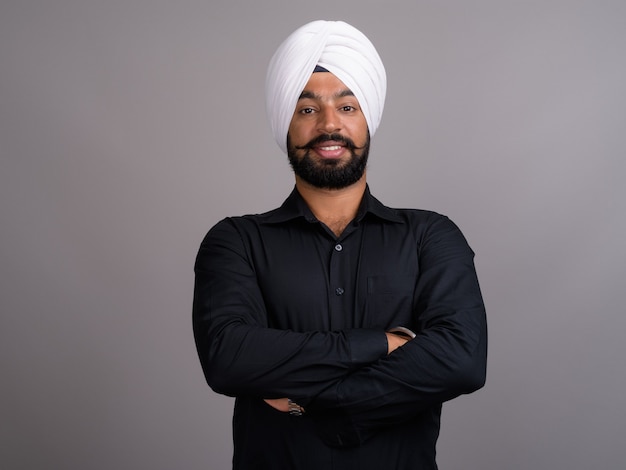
left=320, top=145, right=342, bottom=151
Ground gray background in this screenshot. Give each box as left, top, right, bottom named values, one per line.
left=1, top=1, right=625, bottom=469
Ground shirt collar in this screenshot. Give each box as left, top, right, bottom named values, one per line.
left=259, top=185, right=404, bottom=225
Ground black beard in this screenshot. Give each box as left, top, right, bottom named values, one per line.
left=287, top=133, right=370, bottom=190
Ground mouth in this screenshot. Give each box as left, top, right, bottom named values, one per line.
left=313, top=142, right=347, bottom=159
left=293, top=133, right=359, bottom=160
left=318, top=145, right=343, bottom=151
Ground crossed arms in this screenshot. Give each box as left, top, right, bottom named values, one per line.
left=192, top=214, right=487, bottom=445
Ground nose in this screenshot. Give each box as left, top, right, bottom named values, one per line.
left=317, top=107, right=341, bottom=134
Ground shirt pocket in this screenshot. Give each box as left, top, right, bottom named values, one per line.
left=367, top=274, right=415, bottom=294
left=365, top=274, right=416, bottom=328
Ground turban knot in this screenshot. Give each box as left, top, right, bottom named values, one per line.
left=265, top=20, right=387, bottom=153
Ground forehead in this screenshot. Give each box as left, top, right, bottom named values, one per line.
left=300, top=72, right=356, bottom=99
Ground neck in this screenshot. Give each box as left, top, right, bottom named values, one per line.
left=295, top=175, right=367, bottom=236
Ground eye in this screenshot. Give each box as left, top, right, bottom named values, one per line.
left=300, top=107, right=315, bottom=114
left=340, top=105, right=356, bottom=112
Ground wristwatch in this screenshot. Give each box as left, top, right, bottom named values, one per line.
left=288, top=399, right=305, bottom=416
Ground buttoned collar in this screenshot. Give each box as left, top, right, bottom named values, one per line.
left=258, top=185, right=404, bottom=225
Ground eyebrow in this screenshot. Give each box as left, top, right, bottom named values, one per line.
left=298, top=89, right=355, bottom=101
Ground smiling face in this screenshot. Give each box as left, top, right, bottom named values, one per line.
left=286, top=72, right=370, bottom=190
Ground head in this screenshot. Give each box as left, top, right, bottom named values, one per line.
left=265, top=20, right=386, bottom=189
left=286, top=71, right=370, bottom=189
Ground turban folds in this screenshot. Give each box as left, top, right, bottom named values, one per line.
left=265, top=20, right=387, bottom=153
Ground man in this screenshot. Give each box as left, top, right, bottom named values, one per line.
left=193, top=20, right=487, bottom=470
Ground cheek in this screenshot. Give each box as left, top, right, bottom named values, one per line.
left=345, top=114, right=368, bottom=136
left=288, top=123, right=313, bottom=145
left=350, top=122, right=369, bottom=144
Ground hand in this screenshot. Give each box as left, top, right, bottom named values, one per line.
left=264, top=398, right=290, bottom=412
left=385, top=332, right=410, bottom=354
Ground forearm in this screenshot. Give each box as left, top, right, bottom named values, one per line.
left=314, top=306, right=487, bottom=412
left=193, top=314, right=387, bottom=399
left=305, top=307, right=486, bottom=447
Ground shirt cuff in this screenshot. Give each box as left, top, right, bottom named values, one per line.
left=345, top=329, right=388, bottom=366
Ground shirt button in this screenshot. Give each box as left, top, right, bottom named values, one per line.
left=335, top=287, right=344, bottom=296
left=334, top=244, right=343, bottom=252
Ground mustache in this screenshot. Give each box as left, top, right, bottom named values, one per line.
left=295, top=133, right=365, bottom=151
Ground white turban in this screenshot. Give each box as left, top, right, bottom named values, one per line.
left=265, top=20, right=387, bottom=153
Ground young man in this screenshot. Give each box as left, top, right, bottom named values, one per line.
left=193, top=20, right=487, bottom=470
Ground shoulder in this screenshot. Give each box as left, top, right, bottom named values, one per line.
left=392, top=207, right=446, bottom=223
left=365, top=190, right=454, bottom=232
left=201, top=213, right=263, bottom=243
left=199, top=205, right=287, bottom=248
left=385, top=206, right=458, bottom=233
left=382, top=206, right=473, bottom=255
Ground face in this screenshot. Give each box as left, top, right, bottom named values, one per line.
left=287, top=72, right=370, bottom=189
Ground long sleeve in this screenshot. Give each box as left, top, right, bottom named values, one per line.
left=193, top=190, right=487, bottom=466
left=308, top=215, right=487, bottom=446
left=192, top=217, right=388, bottom=400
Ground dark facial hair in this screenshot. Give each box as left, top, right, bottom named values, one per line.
left=287, top=132, right=370, bottom=190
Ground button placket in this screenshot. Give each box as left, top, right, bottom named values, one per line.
left=330, top=242, right=345, bottom=306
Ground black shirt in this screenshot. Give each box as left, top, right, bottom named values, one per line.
left=193, top=186, right=487, bottom=470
